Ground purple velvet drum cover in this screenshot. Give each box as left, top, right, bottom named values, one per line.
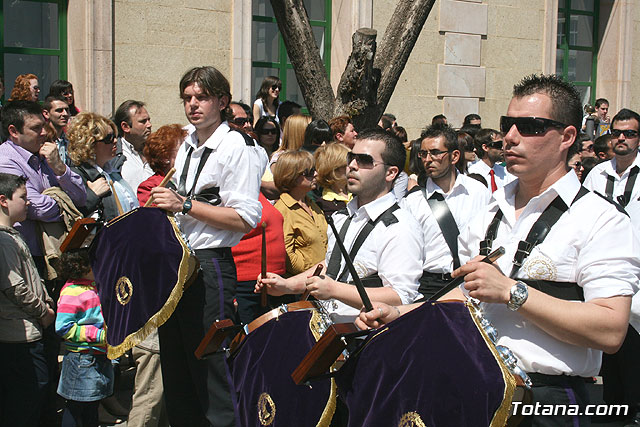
left=334, top=301, right=517, bottom=427
left=89, top=207, right=198, bottom=359
left=229, top=308, right=337, bottom=427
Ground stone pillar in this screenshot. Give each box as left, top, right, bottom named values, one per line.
left=67, top=0, right=114, bottom=117
left=438, top=0, right=487, bottom=128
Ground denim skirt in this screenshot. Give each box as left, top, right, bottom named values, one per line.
left=57, top=351, right=114, bottom=401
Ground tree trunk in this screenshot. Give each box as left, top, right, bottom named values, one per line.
left=373, top=0, right=437, bottom=120
left=271, top=0, right=436, bottom=126
left=270, top=0, right=335, bottom=121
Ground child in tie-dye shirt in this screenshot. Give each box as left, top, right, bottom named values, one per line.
left=55, top=247, right=113, bottom=427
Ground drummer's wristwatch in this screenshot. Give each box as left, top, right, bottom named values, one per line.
left=507, top=281, right=528, bottom=311
left=182, top=197, right=193, bottom=215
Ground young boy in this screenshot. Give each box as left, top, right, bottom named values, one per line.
left=0, top=172, right=55, bottom=427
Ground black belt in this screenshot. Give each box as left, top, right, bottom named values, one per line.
left=421, top=271, right=452, bottom=282
left=526, top=373, right=589, bottom=387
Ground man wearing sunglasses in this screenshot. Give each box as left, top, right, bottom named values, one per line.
left=258, top=128, right=423, bottom=323
left=584, top=108, right=640, bottom=208
left=467, top=128, right=515, bottom=192
left=230, top=101, right=254, bottom=133
left=401, top=123, right=490, bottom=300
left=358, top=75, right=639, bottom=426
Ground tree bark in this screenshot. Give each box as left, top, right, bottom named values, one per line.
left=270, top=0, right=335, bottom=121
left=373, top=0, right=437, bottom=120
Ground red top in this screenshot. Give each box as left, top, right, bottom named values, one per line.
left=232, top=193, right=287, bottom=281
left=137, top=173, right=164, bottom=206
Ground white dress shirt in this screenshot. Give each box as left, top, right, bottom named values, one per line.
left=467, top=160, right=515, bottom=190
left=120, top=137, right=154, bottom=192
left=173, top=122, right=267, bottom=249
left=401, top=172, right=490, bottom=273
left=583, top=154, right=640, bottom=202
left=458, top=171, right=640, bottom=377
left=321, top=192, right=423, bottom=323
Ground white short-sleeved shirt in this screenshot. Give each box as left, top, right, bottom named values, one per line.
left=120, top=137, right=154, bottom=192
left=173, top=122, right=267, bottom=249
left=401, top=172, right=490, bottom=273
left=458, top=171, right=640, bottom=377
left=583, top=154, right=640, bottom=202
left=321, top=192, right=424, bottom=323
left=467, top=160, right=516, bottom=190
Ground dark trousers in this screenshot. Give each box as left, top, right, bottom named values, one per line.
left=61, top=400, right=99, bottom=427
left=417, top=272, right=450, bottom=301
left=159, top=248, right=238, bottom=427
left=518, top=374, right=590, bottom=427
left=0, top=340, right=49, bottom=427
left=601, top=325, right=640, bottom=406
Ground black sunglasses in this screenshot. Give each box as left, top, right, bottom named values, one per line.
left=96, top=134, right=115, bottom=145
left=487, top=140, right=504, bottom=149
left=260, top=128, right=278, bottom=135
left=271, top=85, right=281, bottom=91
left=301, top=167, right=316, bottom=178
left=347, top=152, right=388, bottom=169
left=232, top=117, right=248, bottom=126
left=500, top=116, right=568, bottom=135
left=611, top=129, right=639, bottom=138
left=417, top=149, right=451, bottom=159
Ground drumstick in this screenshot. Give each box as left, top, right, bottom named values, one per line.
left=107, top=180, right=125, bottom=216
left=326, top=215, right=374, bottom=312
left=427, top=246, right=506, bottom=302
left=144, top=168, right=176, bottom=207
left=300, top=264, right=324, bottom=301
left=260, top=222, right=268, bottom=307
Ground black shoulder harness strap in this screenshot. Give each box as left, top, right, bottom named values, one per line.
left=480, top=186, right=589, bottom=292
left=177, top=145, right=213, bottom=197
left=325, top=203, right=400, bottom=282
left=423, top=189, right=461, bottom=269
left=605, top=165, right=638, bottom=207
left=228, top=128, right=257, bottom=147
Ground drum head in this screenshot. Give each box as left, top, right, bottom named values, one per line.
left=335, top=301, right=516, bottom=427
left=229, top=309, right=336, bottom=426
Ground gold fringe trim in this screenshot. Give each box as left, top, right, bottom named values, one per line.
left=307, top=310, right=337, bottom=426
left=466, top=302, right=517, bottom=427
left=107, top=213, right=198, bottom=359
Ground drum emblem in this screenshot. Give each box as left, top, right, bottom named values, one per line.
left=398, top=411, right=426, bottom=427
left=258, top=392, right=276, bottom=425
left=116, top=276, right=133, bottom=305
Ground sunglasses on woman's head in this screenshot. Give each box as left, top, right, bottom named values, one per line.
left=500, top=116, right=568, bottom=135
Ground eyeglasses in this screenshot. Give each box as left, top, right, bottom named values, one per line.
left=500, top=116, right=568, bottom=135
left=611, top=129, right=639, bottom=138
left=487, top=140, right=504, bottom=149
left=260, top=128, right=278, bottom=135
left=96, top=134, right=115, bottom=145
left=301, top=167, right=316, bottom=178
left=347, top=152, right=388, bottom=169
left=417, top=149, right=451, bottom=159
left=271, top=85, right=281, bottom=91
left=232, top=117, right=248, bottom=126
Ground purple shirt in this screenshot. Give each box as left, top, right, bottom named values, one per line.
left=0, top=140, right=86, bottom=256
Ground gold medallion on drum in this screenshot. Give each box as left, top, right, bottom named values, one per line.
left=522, top=254, right=557, bottom=281
left=115, top=276, right=133, bottom=305
left=258, top=392, right=276, bottom=426
left=398, top=411, right=427, bottom=427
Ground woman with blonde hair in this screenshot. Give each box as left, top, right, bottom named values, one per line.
left=314, top=143, right=351, bottom=215
left=8, top=73, right=39, bottom=102
left=67, top=112, right=139, bottom=221
left=272, top=150, right=327, bottom=276
left=270, top=114, right=311, bottom=165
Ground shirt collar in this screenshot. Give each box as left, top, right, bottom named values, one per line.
left=5, top=139, right=38, bottom=164
left=493, top=170, right=580, bottom=220
left=425, top=170, right=466, bottom=197
left=279, top=192, right=302, bottom=209
left=346, top=191, right=396, bottom=220
left=185, top=122, right=231, bottom=151
left=322, top=188, right=351, bottom=202
left=606, top=153, right=640, bottom=177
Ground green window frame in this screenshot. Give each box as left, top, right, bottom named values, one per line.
left=251, top=0, right=331, bottom=111
left=556, top=0, right=599, bottom=105
left=0, top=0, right=67, bottom=101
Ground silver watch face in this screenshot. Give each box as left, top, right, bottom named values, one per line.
left=508, top=282, right=528, bottom=310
